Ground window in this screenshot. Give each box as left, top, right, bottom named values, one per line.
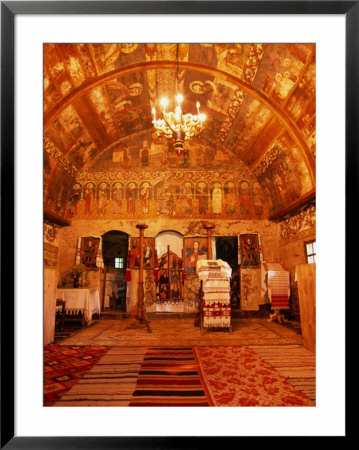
left=114, top=257, right=124, bottom=269
left=305, top=240, right=316, bottom=264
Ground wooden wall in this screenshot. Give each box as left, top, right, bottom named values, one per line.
left=278, top=204, right=315, bottom=319
left=296, top=263, right=316, bottom=353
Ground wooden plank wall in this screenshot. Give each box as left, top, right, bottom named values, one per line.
left=296, top=263, right=316, bottom=353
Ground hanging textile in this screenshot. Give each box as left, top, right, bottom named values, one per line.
left=238, top=233, right=263, bottom=267
left=75, top=236, right=104, bottom=269
left=125, top=250, right=132, bottom=281
left=261, top=262, right=290, bottom=309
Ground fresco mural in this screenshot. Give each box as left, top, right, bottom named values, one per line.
left=45, top=167, right=75, bottom=217
left=44, top=43, right=316, bottom=222
left=279, top=204, right=316, bottom=242
left=87, top=134, right=250, bottom=173
left=64, top=172, right=268, bottom=221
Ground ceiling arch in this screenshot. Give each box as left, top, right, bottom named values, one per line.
left=43, top=43, right=316, bottom=222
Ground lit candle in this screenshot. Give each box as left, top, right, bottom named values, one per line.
left=151, top=107, right=156, bottom=120
left=196, top=101, right=200, bottom=113
left=160, top=97, right=168, bottom=112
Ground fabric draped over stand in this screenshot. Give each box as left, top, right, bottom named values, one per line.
left=56, top=287, right=101, bottom=325
left=261, top=262, right=290, bottom=309
left=197, top=260, right=232, bottom=329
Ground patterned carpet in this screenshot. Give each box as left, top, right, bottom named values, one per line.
left=44, top=344, right=110, bottom=406
left=194, top=346, right=314, bottom=406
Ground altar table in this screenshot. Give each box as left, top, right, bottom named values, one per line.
left=56, top=287, right=101, bottom=326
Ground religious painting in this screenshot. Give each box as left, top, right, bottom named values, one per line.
left=97, top=182, right=110, bottom=215
left=156, top=252, right=184, bottom=303
left=45, top=167, right=75, bottom=217
left=129, top=237, right=155, bottom=269
left=66, top=182, right=82, bottom=218
left=224, top=180, right=236, bottom=215
left=125, top=182, right=137, bottom=214
left=139, top=181, right=152, bottom=214
left=210, top=182, right=223, bottom=215
left=80, top=236, right=100, bottom=269
left=111, top=182, right=124, bottom=215
left=184, top=237, right=208, bottom=272
left=195, top=181, right=208, bottom=216
left=239, top=233, right=261, bottom=268
left=238, top=180, right=253, bottom=215
left=181, top=181, right=194, bottom=215
left=83, top=182, right=96, bottom=215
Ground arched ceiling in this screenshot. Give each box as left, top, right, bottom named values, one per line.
left=44, top=43, right=316, bottom=223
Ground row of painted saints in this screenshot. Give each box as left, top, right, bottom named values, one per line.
left=66, top=179, right=266, bottom=219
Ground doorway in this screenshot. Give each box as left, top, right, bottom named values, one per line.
left=215, top=236, right=240, bottom=308
left=102, top=230, right=129, bottom=311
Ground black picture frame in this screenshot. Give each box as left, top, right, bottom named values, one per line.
left=1, top=1, right=355, bottom=447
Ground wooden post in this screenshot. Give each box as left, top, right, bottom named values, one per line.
left=136, top=223, right=152, bottom=332
left=167, top=245, right=171, bottom=301
left=204, top=223, right=215, bottom=259
left=101, top=265, right=107, bottom=312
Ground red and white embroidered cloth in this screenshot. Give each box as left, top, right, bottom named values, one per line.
left=261, top=262, right=290, bottom=309
left=197, top=260, right=232, bottom=328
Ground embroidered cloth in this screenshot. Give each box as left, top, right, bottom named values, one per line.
left=197, top=260, right=232, bottom=328
left=261, top=262, right=290, bottom=309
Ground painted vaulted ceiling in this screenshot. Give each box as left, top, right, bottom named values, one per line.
left=43, top=43, right=315, bottom=224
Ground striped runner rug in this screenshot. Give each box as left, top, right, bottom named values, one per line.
left=54, top=347, right=146, bottom=406
left=129, top=347, right=209, bottom=406
left=250, top=345, right=316, bottom=402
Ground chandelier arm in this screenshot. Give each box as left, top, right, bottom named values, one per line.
left=163, top=114, right=177, bottom=133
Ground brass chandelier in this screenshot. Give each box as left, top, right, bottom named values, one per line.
left=151, top=45, right=206, bottom=156
left=152, top=95, right=206, bottom=156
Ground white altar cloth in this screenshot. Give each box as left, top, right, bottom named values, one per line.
left=56, top=287, right=101, bottom=325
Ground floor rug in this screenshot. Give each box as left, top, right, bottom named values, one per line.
left=53, top=347, right=146, bottom=406
left=44, top=344, right=110, bottom=406
left=194, top=346, right=314, bottom=407
left=129, top=347, right=209, bottom=406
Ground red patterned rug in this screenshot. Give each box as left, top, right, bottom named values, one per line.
left=129, top=347, right=209, bottom=406
left=44, top=344, right=110, bottom=406
left=194, top=346, right=314, bottom=407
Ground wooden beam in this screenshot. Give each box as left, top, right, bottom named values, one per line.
left=44, top=210, right=71, bottom=227
left=269, top=188, right=315, bottom=221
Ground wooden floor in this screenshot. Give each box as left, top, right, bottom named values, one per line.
left=52, top=315, right=316, bottom=406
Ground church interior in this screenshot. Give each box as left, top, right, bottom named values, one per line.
left=43, top=43, right=316, bottom=407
